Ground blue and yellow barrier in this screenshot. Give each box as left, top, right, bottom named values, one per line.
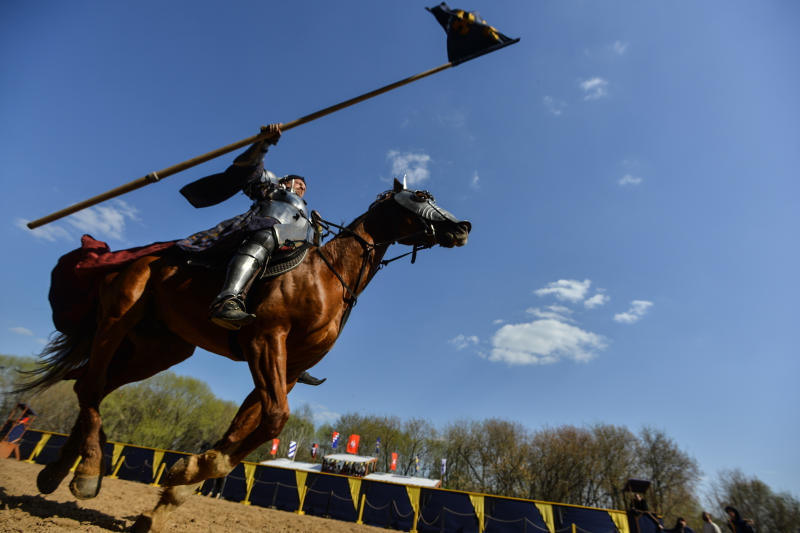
left=14, top=429, right=638, bottom=533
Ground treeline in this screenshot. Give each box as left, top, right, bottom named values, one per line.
left=1, top=354, right=239, bottom=452
left=2, top=354, right=798, bottom=530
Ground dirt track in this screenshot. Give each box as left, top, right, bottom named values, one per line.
left=0, top=458, right=387, bottom=532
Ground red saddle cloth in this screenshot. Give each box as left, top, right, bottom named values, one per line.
left=49, top=234, right=176, bottom=334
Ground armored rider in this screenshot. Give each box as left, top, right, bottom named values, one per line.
left=177, top=124, right=313, bottom=329
left=177, top=124, right=324, bottom=385
left=211, top=171, right=310, bottom=329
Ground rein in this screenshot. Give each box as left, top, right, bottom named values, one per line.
left=314, top=215, right=433, bottom=332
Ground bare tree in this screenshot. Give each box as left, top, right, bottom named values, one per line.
left=708, top=468, right=800, bottom=533
left=591, top=424, right=638, bottom=509
left=635, top=426, right=701, bottom=525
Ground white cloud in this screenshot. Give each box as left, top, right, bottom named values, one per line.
left=387, top=150, right=432, bottom=185
left=10, top=326, right=33, bottom=336
left=534, top=279, right=591, bottom=303
left=436, top=109, right=467, bottom=129
left=612, top=41, right=629, bottom=55
left=449, top=334, right=479, bottom=350
left=470, top=171, right=480, bottom=190
left=614, top=300, right=653, bottom=324
left=584, top=292, right=610, bottom=309
left=618, top=174, right=643, bottom=186
left=580, top=77, right=609, bottom=100
left=16, top=218, right=71, bottom=242
left=543, top=96, right=566, bottom=116
left=526, top=305, right=573, bottom=322
left=489, top=319, right=607, bottom=365
left=66, top=200, right=139, bottom=241
left=492, top=319, right=504, bottom=325
left=307, top=403, right=341, bottom=426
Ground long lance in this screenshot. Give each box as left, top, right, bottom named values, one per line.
left=26, top=40, right=517, bottom=230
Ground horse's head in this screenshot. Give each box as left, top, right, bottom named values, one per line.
left=368, top=178, right=472, bottom=249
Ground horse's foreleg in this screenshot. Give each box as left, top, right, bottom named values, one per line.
left=132, top=389, right=265, bottom=533
left=135, top=339, right=291, bottom=532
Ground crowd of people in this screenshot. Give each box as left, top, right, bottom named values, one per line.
left=630, top=493, right=756, bottom=532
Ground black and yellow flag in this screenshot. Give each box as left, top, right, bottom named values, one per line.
left=427, top=3, right=519, bottom=65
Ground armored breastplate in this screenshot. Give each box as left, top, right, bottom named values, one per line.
left=254, top=188, right=314, bottom=247
left=255, top=188, right=309, bottom=223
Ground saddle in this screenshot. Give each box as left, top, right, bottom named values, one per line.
left=184, top=242, right=311, bottom=279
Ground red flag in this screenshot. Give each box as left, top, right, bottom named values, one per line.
left=270, top=438, right=280, bottom=455
left=311, top=443, right=319, bottom=460
left=391, top=452, right=398, bottom=471
left=346, top=434, right=360, bottom=454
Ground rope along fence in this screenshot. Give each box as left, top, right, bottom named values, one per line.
left=485, top=515, right=551, bottom=532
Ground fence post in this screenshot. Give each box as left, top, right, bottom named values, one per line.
left=108, top=455, right=125, bottom=479
left=356, top=493, right=366, bottom=524
left=151, top=462, right=167, bottom=486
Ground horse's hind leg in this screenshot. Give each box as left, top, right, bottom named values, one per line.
left=69, top=261, right=153, bottom=499
left=36, top=329, right=193, bottom=496
left=36, top=417, right=85, bottom=494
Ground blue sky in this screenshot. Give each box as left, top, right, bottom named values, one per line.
left=2, top=1, right=798, bottom=500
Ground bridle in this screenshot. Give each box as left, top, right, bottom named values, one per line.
left=314, top=191, right=446, bottom=331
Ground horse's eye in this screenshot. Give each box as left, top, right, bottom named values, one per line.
left=412, top=191, right=428, bottom=202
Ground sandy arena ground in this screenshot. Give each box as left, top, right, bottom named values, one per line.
left=0, top=458, right=389, bottom=532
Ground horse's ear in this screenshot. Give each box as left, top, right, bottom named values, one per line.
left=393, top=178, right=405, bottom=192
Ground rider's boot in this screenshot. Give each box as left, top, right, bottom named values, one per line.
left=210, top=230, right=274, bottom=330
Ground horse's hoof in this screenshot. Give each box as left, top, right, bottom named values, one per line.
left=37, top=462, right=72, bottom=494
left=69, top=474, right=102, bottom=499
left=131, top=514, right=155, bottom=533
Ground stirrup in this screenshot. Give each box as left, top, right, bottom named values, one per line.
left=297, top=371, right=327, bottom=386
left=210, top=298, right=256, bottom=330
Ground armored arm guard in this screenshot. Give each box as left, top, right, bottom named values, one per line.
left=179, top=125, right=282, bottom=208
left=233, top=124, right=282, bottom=167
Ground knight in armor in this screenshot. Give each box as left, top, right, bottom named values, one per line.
left=176, top=124, right=315, bottom=330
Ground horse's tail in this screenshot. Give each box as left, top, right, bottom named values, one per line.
left=14, top=327, right=94, bottom=395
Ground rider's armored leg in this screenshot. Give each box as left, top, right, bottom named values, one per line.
left=210, top=229, right=275, bottom=330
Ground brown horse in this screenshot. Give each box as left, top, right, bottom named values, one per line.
left=24, top=178, right=470, bottom=532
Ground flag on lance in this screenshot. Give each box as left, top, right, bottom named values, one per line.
left=311, top=443, right=319, bottom=459
left=346, top=434, right=360, bottom=454
left=415, top=455, right=420, bottom=473
left=332, top=431, right=340, bottom=449
left=270, top=438, right=280, bottom=455
left=427, top=2, right=519, bottom=65
left=288, top=441, right=297, bottom=459
left=441, top=458, right=447, bottom=476
left=375, top=437, right=381, bottom=455
left=391, top=452, right=398, bottom=472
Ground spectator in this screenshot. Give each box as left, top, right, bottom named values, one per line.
left=665, top=517, right=695, bottom=533
left=630, top=493, right=664, bottom=530
left=724, top=506, right=755, bottom=533
left=701, top=512, right=722, bottom=533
